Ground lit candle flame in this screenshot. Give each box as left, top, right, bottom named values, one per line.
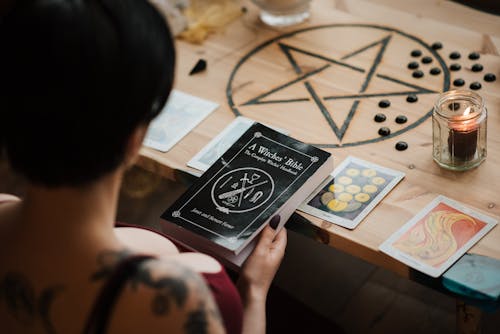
left=463, top=107, right=471, bottom=116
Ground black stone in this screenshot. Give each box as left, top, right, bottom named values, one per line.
left=430, top=67, right=441, bottom=75
left=378, top=127, right=391, bottom=136
left=453, top=78, right=465, bottom=87
left=412, top=70, right=424, bottom=78
left=411, top=50, right=422, bottom=57
left=449, top=51, right=461, bottom=60
left=406, top=94, right=418, bottom=103
left=471, top=64, right=483, bottom=72
left=431, top=42, right=443, bottom=50
left=448, top=102, right=460, bottom=111
left=421, top=56, right=433, bottom=64
left=374, top=113, right=386, bottom=122
left=407, top=61, right=419, bottom=69
left=378, top=100, right=391, bottom=108
left=395, top=141, right=408, bottom=151
left=395, top=115, right=408, bottom=124
left=468, top=52, right=480, bottom=60
left=470, top=82, right=482, bottom=90
left=189, top=58, right=207, bottom=75
left=484, top=73, right=496, bottom=82
left=450, top=63, right=461, bottom=71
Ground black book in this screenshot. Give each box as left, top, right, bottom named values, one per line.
left=160, top=123, right=333, bottom=270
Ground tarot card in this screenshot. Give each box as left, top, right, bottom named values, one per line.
left=380, top=196, right=498, bottom=278
left=187, top=116, right=289, bottom=172
left=144, top=90, right=218, bottom=152
left=299, top=156, right=405, bottom=229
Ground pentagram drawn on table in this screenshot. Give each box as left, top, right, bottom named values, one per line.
left=227, top=24, right=451, bottom=148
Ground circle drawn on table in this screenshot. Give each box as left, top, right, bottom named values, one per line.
left=453, top=78, right=465, bottom=87
left=227, top=24, right=449, bottom=148
left=449, top=51, right=461, bottom=59
left=450, top=63, right=461, bottom=71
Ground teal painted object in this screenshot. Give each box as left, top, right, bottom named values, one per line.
left=443, top=254, right=500, bottom=301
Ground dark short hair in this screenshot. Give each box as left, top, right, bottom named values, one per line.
left=0, top=0, right=175, bottom=187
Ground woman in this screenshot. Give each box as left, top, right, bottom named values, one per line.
left=0, top=1, right=286, bottom=333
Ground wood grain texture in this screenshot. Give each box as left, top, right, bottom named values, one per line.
left=138, top=0, right=500, bottom=277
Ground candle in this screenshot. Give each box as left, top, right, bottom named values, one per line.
left=447, top=107, right=478, bottom=161
left=432, top=90, right=487, bottom=171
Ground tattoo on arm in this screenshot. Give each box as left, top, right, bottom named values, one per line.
left=185, top=302, right=209, bottom=334
left=91, top=249, right=224, bottom=331
left=0, top=272, right=64, bottom=334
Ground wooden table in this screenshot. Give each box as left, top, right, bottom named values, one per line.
left=139, top=0, right=500, bottom=330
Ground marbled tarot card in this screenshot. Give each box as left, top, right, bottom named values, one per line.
left=299, top=156, right=404, bottom=229
left=380, top=196, right=498, bottom=278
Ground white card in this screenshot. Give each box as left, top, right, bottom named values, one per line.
left=144, top=90, right=218, bottom=152
left=380, top=195, right=498, bottom=278
left=187, top=116, right=289, bottom=172
left=299, top=156, right=405, bottom=229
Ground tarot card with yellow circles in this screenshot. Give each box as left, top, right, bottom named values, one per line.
left=380, top=196, right=497, bottom=278
left=299, top=156, right=405, bottom=229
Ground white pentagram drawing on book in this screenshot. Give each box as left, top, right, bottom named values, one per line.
left=161, top=122, right=333, bottom=270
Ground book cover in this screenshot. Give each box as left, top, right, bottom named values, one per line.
left=160, top=122, right=333, bottom=268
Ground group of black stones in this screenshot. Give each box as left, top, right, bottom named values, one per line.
left=374, top=41, right=496, bottom=152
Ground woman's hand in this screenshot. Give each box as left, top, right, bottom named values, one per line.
left=237, top=215, right=287, bottom=303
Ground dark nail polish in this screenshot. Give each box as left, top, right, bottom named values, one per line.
left=270, top=215, right=281, bottom=229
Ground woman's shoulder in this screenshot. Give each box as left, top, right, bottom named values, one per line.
left=106, top=256, right=225, bottom=334
left=0, top=194, right=20, bottom=228
left=0, top=193, right=20, bottom=206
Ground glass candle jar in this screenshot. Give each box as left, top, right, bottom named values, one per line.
left=432, top=90, right=487, bottom=171
left=251, top=0, right=311, bottom=27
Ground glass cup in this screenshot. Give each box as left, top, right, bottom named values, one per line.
left=251, top=0, right=311, bottom=27
left=432, top=90, right=487, bottom=171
